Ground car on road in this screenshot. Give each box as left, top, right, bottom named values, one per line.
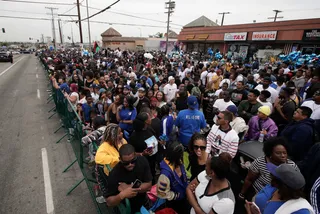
left=0, top=52, right=11, bottom=62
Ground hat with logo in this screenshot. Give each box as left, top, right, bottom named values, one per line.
left=267, top=163, right=305, bottom=190
left=168, top=76, right=175, bottom=82
left=187, top=96, right=199, bottom=109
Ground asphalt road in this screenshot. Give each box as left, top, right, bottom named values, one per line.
left=0, top=55, right=95, bottom=214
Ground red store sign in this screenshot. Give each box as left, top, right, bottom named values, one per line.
left=252, top=31, right=277, bottom=41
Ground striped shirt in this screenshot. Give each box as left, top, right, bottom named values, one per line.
left=311, top=176, right=320, bottom=214
left=206, top=124, right=239, bottom=158
left=250, top=156, right=298, bottom=193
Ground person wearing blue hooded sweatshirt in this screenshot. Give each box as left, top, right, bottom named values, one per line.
left=157, top=142, right=189, bottom=214
left=281, top=106, right=314, bottom=162
left=175, top=96, right=207, bottom=147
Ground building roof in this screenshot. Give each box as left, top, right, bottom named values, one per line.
left=101, top=27, right=122, bottom=37
left=102, top=37, right=147, bottom=42
left=184, top=16, right=219, bottom=28
left=165, top=30, right=178, bottom=38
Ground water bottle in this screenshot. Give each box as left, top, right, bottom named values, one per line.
left=258, top=133, right=264, bottom=142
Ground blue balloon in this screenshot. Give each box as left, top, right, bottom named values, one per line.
left=215, top=52, right=222, bottom=60
left=207, top=48, right=213, bottom=56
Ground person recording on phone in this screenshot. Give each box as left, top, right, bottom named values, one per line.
left=105, top=144, right=152, bottom=213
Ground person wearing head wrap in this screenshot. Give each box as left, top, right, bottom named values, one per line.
left=95, top=123, right=127, bottom=175
left=244, top=106, right=278, bottom=142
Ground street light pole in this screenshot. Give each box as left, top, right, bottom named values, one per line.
left=46, top=7, right=58, bottom=49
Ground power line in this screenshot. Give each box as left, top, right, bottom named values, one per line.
left=88, top=20, right=180, bottom=29
left=0, top=15, right=52, bottom=20
left=79, top=0, right=120, bottom=22
left=81, top=5, right=183, bottom=27
left=0, top=0, right=74, bottom=5
left=0, top=9, right=47, bottom=15
left=61, top=0, right=84, bottom=15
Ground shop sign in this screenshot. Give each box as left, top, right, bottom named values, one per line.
left=224, top=32, right=247, bottom=41
left=197, top=34, right=209, bottom=40
left=186, top=35, right=195, bottom=40
left=303, top=29, right=320, bottom=41
left=252, top=31, right=277, bottom=41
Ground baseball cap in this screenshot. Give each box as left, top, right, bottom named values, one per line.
left=168, top=76, right=175, bottom=81
left=226, top=105, right=238, bottom=116
left=137, top=87, right=145, bottom=92
left=124, top=85, right=131, bottom=90
left=266, top=163, right=305, bottom=190
left=90, top=84, right=100, bottom=89
left=187, top=96, right=199, bottom=109
left=258, top=106, right=271, bottom=116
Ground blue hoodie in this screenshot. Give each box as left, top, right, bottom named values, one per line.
left=281, top=118, right=314, bottom=161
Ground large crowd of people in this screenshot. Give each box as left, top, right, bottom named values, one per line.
left=41, top=48, right=320, bottom=214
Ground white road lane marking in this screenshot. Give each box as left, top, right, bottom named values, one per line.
left=0, top=56, right=25, bottom=77
left=36, top=74, right=39, bottom=78
left=37, top=89, right=41, bottom=99
left=41, top=148, right=55, bottom=214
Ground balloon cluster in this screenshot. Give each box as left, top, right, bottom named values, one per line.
left=82, top=49, right=89, bottom=56
left=215, top=52, right=223, bottom=60
left=207, top=48, right=214, bottom=57
left=279, top=51, right=320, bottom=67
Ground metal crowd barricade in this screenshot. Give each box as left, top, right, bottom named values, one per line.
left=38, top=56, right=131, bottom=214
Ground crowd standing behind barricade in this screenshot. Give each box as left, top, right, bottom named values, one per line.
left=40, top=47, right=320, bottom=214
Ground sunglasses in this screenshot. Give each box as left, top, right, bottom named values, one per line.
left=118, top=87, right=123, bottom=89
left=193, top=145, right=206, bottom=151
left=121, top=157, right=137, bottom=166
left=217, top=116, right=223, bottom=120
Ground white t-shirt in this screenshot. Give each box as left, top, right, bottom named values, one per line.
left=255, top=85, right=279, bottom=104
left=302, top=100, right=320, bottom=120
left=91, top=92, right=100, bottom=104
left=190, top=171, right=235, bottom=214
left=213, top=99, right=235, bottom=112
left=206, top=124, right=239, bottom=158
left=200, top=70, right=208, bottom=85
left=179, top=70, right=186, bottom=81
left=163, top=83, right=177, bottom=102
left=284, top=67, right=290, bottom=74
left=257, top=98, right=274, bottom=112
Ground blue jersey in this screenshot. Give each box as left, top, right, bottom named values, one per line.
left=175, top=109, right=206, bottom=146
left=119, top=107, right=137, bottom=132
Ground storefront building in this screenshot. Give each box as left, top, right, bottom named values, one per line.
left=178, top=18, right=320, bottom=59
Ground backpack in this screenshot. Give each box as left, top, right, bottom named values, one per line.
left=191, top=86, right=201, bottom=98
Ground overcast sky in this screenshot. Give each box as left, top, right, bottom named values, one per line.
left=0, top=0, right=319, bottom=42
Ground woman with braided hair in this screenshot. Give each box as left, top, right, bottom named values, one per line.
left=95, top=123, right=127, bottom=176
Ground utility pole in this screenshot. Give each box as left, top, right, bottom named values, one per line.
left=41, top=34, right=44, bottom=43
left=268, top=10, right=283, bottom=22
left=86, top=0, right=92, bottom=49
left=218, top=12, right=230, bottom=26
left=46, top=7, right=58, bottom=49
left=76, top=0, right=83, bottom=44
left=58, top=19, right=63, bottom=45
left=71, top=24, right=75, bottom=45
left=164, top=0, right=175, bottom=54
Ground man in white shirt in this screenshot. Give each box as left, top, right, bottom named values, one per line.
left=163, top=76, right=177, bottom=102
left=213, top=91, right=235, bottom=112
left=283, top=62, right=291, bottom=75
left=257, top=90, right=274, bottom=112
left=255, top=77, right=279, bottom=104
left=200, top=69, right=208, bottom=86
left=302, top=90, right=320, bottom=120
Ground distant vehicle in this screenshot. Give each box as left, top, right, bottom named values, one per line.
left=11, top=51, right=20, bottom=55
left=20, top=49, right=32, bottom=54
left=0, top=52, right=11, bottom=62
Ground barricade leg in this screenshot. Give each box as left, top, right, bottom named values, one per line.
left=48, top=106, right=56, bottom=113
left=48, top=112, right=57, bottom=119
left=56, top=133, right=68, bottom=144
left=47, top=97, right=54, bottom=104
left=66, top=178, right=85, bottom=195
left=54, top=125, right=64, bottom=133
left=62, top=159, right=77, bottom=173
